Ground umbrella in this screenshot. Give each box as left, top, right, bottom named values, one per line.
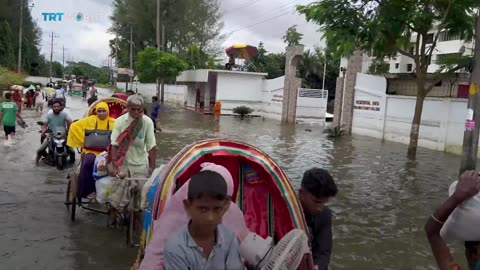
left=225, top=44, right=258, bottom=60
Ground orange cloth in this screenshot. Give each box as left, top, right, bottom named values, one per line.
left=213, top=101, right=222, bottom=117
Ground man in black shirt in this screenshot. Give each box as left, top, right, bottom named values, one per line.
left=298, top=168, right=338, bottom=270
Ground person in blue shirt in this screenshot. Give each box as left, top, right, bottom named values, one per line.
left=151, top=96, right=160, bottom=132
left=163, top=170, right=244, bottom=270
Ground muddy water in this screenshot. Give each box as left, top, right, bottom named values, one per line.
left=0, top=88, right=467, bottom=269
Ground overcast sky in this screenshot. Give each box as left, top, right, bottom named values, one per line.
left=32, top=0, right=324, bottom=67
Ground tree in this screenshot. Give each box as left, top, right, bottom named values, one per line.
left=68, top=62, right=110, bottom=84
left=368, top=58, right=390, bottom=75
left=109, top=0, right=224, bottom=64
left=182, top=45, right=208, bottom=69
left=136, top=46, right=188, bottom=87
left=283, top=25, right=303, bottom=46
left=51, top=61, right=63, bottom=78
left=0, top=21, right=15, bottom=70
left=298, top=0, right=477, bottom=159
left=0, top=0, right=43, bottom=74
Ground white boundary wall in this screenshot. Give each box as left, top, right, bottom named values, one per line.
left=352, top=73, right=469, bottom=155
left=116, top=82, right=187, bottom=106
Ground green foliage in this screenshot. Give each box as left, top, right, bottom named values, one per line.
left=248, top=42, right=286, bottom=79
left=0, top=21, right=15, bottom=70
left=298, top=0, right=477, bottom=158
left=297, top=0, right=476, bottom=75
left=282, top=25, right=303, bottom=46
left=233, top=106, right=254, bottom=119
left=67, top=62, right=110, bottom=84
left=324, top=126, right=344, bottom=138
left=136, top=46, right=188, bottom=82
left=207, top=56, right=215, bottom=69
left=22, top=81, right=42, bottom=88
left=248, top=42, right=340, bottom=92
left=368, top=58, right=390, bottom=75
left=182, top=45, right=208, bottom=69
left=109, top=0, right=224, bottom=68
left=0, top=0, right=43, bottom=74
left=0, top=67, right=26, bottom=87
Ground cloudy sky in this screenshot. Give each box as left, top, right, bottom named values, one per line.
left=31, top=0, right=324, bottom=67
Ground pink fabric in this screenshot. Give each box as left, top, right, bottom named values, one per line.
left=139, top=162, right=250, bottom=270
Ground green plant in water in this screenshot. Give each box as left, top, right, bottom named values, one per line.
left=233, top=106, right=253, bottom=119
left=324, top=126, right=344, bottom=138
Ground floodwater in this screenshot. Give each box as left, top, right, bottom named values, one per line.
left=0, top=88, right=467, bottom=269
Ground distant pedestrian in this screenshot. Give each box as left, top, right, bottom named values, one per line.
left=213, top=101, right=222, bottom=121
left=34, top=86, right=45, bottom=113
left=151, top=96, right=160, bottom=132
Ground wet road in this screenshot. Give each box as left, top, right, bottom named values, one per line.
left=0, top=88, right=467, bottom=269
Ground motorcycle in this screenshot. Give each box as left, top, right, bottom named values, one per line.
left=38, top=121, right=75, bottom=170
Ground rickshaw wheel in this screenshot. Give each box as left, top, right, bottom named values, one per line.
left=71, top=196, right=77, bottom=222
left=126, top=210, right=142, bottom=247
left=65, top=179, right=71, bottom=208
left=66, top=173, right=78, bottom=222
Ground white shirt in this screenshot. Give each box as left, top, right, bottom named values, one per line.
left=35, top=91, right=45, bottom=104
left=54, top=89, right=65, bottom=99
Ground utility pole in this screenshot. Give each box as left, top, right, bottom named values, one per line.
left=156, top=0, right=161, bottom=100
left=129, top=24, right=134, bottom=91
left=17, top=0, right=34, bottom=73
left=113, top=37, right=118, bottom=89
left=322, top=61, right=327, bottom=90
left=17, top=0, right=24, bottom=73
left=49, top=31, right=59, bottom=82
left=459, top=11, right=480, bottom=175
left=62, top=46, right=68, bottom=79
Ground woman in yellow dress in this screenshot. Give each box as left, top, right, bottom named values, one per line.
left=67, top=102, right=115, bottom=199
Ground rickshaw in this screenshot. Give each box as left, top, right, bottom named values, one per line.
left=111, top=92, right=129, bottom=101
left=133, top=138, right=314, bottom=270
left=65, top=97, right=147, bottom=246
left=69, top=83, right=84, bottom=97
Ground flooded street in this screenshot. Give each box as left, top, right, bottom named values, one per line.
left=0, top=88, right=466, bottom=269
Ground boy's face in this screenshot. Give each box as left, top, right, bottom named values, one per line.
left=299, top=188, right=330, bottom=215
left=184, top=196, right=230, bottom=230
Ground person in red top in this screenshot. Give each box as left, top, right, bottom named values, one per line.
left=425, top=170, right=480, bottom=270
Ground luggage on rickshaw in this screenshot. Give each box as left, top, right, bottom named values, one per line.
left=134, top=138, right=315, bottom=270
left=65, top=97, right=147, bottom=246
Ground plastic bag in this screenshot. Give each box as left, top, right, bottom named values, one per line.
left=95, top=176, right=114, bottom=204
left=440, top=181, right=480, bottom=241
left=93, top=151, right=109, bottom=180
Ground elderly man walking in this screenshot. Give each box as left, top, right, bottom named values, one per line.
left=107, top=95, right=157, bottom=226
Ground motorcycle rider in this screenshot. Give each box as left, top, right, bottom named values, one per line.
left=36, top=98, right=74, bottom=165
left=41, top=99, right=72, bottom=144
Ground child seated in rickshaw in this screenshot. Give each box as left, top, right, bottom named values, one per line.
left=163, top=170, right=244, bottom=270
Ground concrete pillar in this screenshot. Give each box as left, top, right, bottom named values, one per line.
left=333, top=77, right=344, bottom=127
left=333, top=50, right=363, bottom=133
left=204, top=83, right=211, bottom=110
left=282, top=46, right=304, bottom=123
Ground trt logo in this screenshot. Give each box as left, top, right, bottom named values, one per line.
left=42, top=13, right=65, bottom=21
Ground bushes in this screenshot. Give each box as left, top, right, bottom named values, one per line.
left=233, top=106, right=253, bottom=119
left=323, top=126, right=344, bottom=138
left=22, top=81, right=43, bottom=88
left=0, top=67, right=25, bottom=89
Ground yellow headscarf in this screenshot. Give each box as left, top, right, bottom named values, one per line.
left=67, top=102, right=116, bottom=155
